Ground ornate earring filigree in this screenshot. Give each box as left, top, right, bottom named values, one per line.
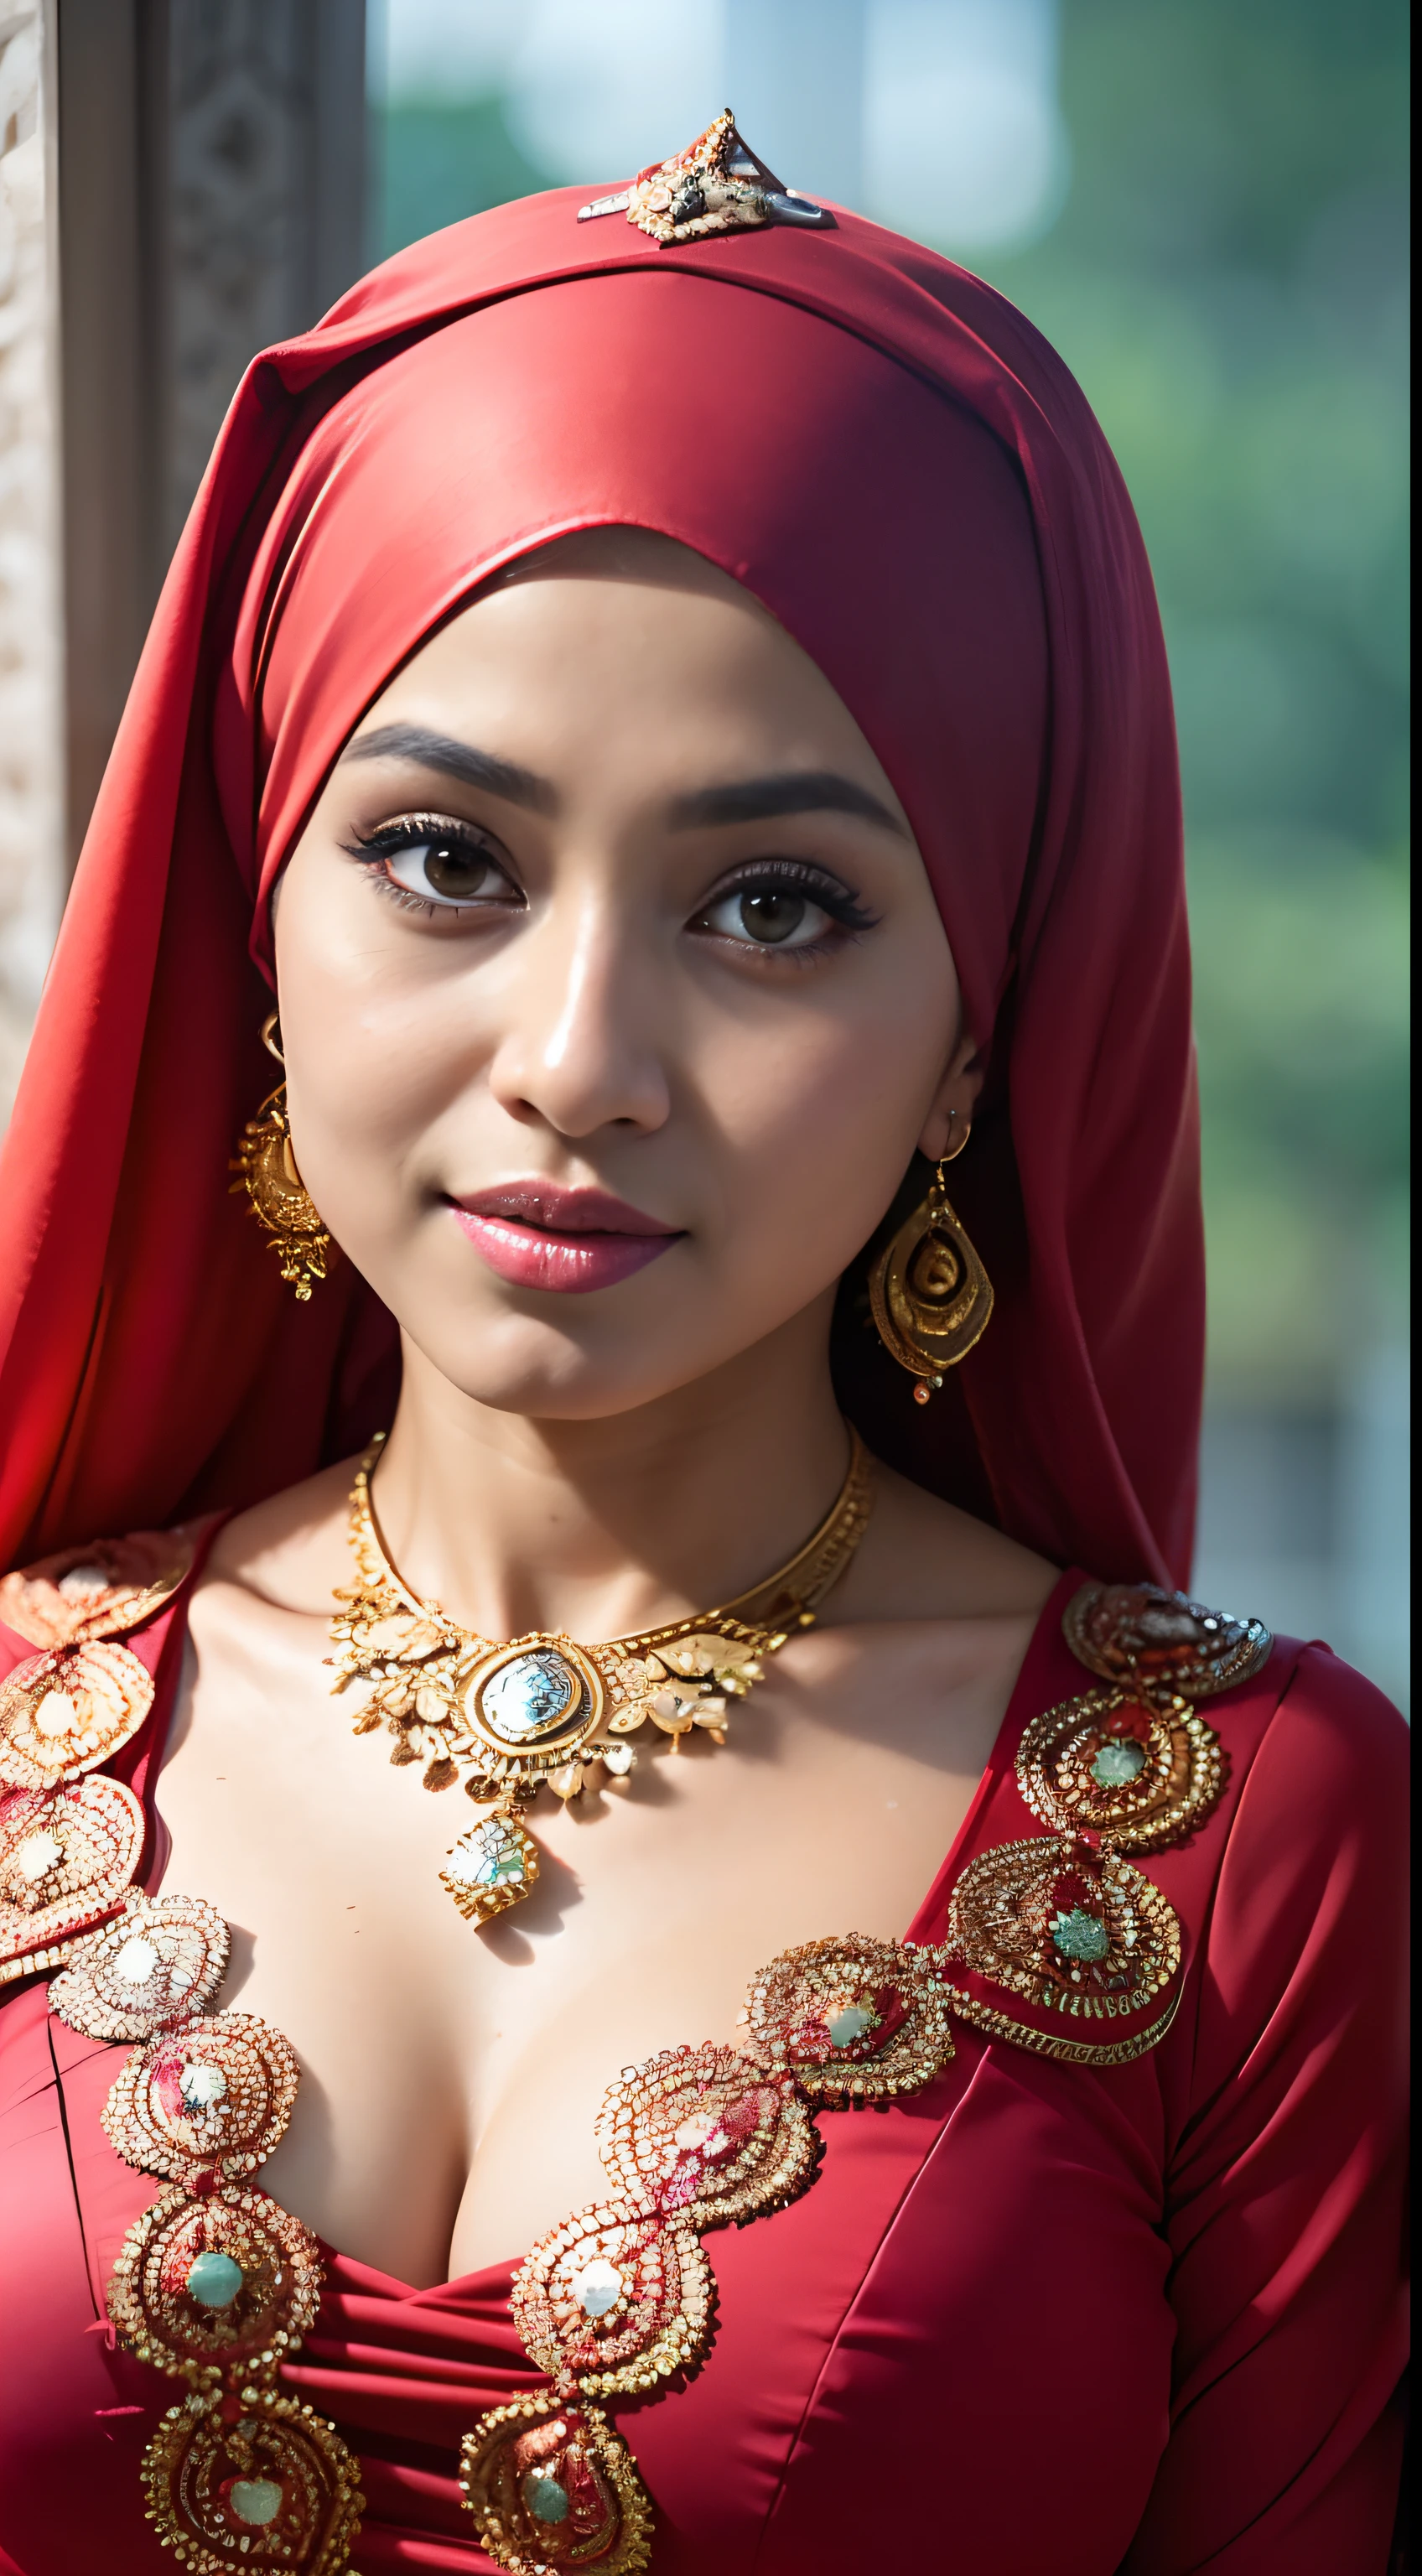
left=230, top=1013, right=335, bottom=1301
left=869, top=1122, right=993, bottom=1404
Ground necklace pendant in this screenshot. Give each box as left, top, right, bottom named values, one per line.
left=441, top=1806, right=542, bottom=1924
left=460, top=1635, right=605, bottom=1765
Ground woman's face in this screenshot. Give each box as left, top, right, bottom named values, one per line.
left=275, top=531, right=975, bottom=1421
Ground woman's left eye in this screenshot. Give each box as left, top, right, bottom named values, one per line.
left=696, top=872, right=867, bottom=952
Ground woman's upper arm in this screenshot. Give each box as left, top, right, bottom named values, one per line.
left=1124, top=1644, right=1409, bottom=2575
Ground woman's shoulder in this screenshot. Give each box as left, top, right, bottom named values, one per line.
left=843, top=1457, right=1061, bottom=1625
left=200, top=1455, right=361, bottom=1616
left=1218, top=1628, right=1409, bottom=1878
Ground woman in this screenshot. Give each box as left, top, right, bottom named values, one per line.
left=0, top=122, right=1407, bottom=2576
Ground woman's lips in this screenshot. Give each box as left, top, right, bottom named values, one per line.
left=449, top=1186, right=682, bottom=1296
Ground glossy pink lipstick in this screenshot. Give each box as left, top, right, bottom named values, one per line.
left=449, top=1184, right=682, bottom=1295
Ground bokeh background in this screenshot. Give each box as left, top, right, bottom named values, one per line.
left=0, top=3, right=1408, bottom=1703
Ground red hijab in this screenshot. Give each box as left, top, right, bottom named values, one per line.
left=0, top=187, right=1201, bottom=1583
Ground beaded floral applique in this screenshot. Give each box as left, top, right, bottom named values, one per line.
left=0, top=1530, right=195, bottom=1986
left=461, top=1934, right=954, bottom=2573
left=937, top=1581, right=1271, bottom=2064
left=0, top=1529, right=196, bottom=1652
left=50, top=1887, right=363, bottom=2573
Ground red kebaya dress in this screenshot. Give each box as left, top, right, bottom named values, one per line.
left=0, top=1561, right=1407, bottom=2575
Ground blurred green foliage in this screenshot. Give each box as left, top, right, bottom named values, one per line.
left=989, top=0, right=1409, bottom=1392
left=377, top=94, right=551, bottom=252
left=373, top=0, right=1409, bottom=1394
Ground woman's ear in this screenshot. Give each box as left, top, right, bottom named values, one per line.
left=917, top=1031, right=984, bottom=1164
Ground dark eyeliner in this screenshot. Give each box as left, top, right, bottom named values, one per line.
left=338, top=812, right=522, bottom=915
left=342, top=813, right=500, bottom=863
left=695, top=857, right=879, bottom=932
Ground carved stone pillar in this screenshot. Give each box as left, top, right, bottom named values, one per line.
left=0, top=5, right=63, bottom=1118
left=162, top=0, right=368, bottom=558
left=55, top=0, right=368, bottom=870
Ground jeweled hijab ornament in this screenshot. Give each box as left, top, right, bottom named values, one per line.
left=328, top=1432, right=874, bottom=1924
left=578, top=112, right=831, bottom=246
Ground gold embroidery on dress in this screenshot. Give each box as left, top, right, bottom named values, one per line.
left=51, top=1886, right=363, bottom=2572
left=938, top=1581, right=1269, bottom=2060
left=938, top=1982, right=1185, bottom=2066
left=460, top=1934, right=955, bottom=2572
left=0, top=1528, right=195, bottom=1650
left=1, top=1774, right=147, bottom=1985
left=0, top=1542, right=188, bottom=1983
left=1062, top=1580, right=1271, bottom=1706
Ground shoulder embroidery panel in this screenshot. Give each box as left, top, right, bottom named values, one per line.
left=937, top=1581, right=1273, bottom=2059
left=1, top=1526, right=198, bottom=1987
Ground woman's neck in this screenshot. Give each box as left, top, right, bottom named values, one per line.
left=369, top=1304, right=854, bottom=1644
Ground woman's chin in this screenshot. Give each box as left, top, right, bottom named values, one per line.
left=397, top=1317, right=698, bottom=1423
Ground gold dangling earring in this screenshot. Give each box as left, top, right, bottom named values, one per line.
left=869, top=1115, right=993, bottom=1405
left=230, top=1012, right=336, bottom=1301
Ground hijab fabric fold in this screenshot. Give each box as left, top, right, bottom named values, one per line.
left=0, top=184, right=1201, bottom=1584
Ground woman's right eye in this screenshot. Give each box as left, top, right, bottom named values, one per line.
left=361, top=820, right=523, bottom=912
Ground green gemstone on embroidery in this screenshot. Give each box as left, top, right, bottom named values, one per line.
left=826, top=2004, right=875, bottom=2048
left=184, top=2251, right=244, bottom=2309
left=522, top=2470, right=570, bottom=2524
left=229, top=2478, right=283, bottom=2527
left=1051, top=1908, right=1110, bottom=1963
left=1092, top=1738, right=1147, bottom=1788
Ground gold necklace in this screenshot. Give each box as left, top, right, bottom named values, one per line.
left=327, top=1430, right=875, bottom=1924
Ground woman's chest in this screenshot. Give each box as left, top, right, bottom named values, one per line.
left=155, top=1602, right=1019, bottom=2283
left=8, top=1999, right=1173, bottom=2576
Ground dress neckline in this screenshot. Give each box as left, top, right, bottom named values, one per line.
left=292, top=1561, right=1082, bottom=2303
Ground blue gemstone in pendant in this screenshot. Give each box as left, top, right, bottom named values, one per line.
left=473, top=1839, right=527, bottom=1888
left=1051, top=1908, right=1110, bottom=1963
left=440, top=1812, right=540, bottom=1920
left=481, top=1649, right=580, bottom=1743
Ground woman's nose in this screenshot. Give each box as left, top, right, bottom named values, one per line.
left=484, top=896, right=672, bottom=1140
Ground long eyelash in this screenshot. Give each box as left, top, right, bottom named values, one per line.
left=344, top=813, right=492, bottom=862
left=720, top=858, right=877, bottom=929
left=339, top=812, right=513, bottom=917
left=703, top=857, right=880, bottom=933
left=360, top=870, right=445, bottom=919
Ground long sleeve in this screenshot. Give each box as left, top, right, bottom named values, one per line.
left=1124, top=1644, right=1409, bottom=2573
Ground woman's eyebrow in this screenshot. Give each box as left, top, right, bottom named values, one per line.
left=340, top=724, right=558, bottom=813
left=667, top=772, right=909, bottom=836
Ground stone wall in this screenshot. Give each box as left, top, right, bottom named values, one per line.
left=0, top=4, right=62, bottom=1121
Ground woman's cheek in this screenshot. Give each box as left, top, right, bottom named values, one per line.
left=708, top=1013, right=930, bottom=1281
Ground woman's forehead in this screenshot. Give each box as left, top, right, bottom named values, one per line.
left=241, top=269, right=1044, bottom=1024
